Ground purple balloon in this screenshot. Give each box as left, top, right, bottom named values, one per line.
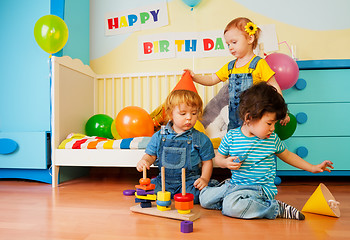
left=265, top=53, right=299, bottom=90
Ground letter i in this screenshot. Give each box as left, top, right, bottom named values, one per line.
left=153, top=41, right=159, bottom=53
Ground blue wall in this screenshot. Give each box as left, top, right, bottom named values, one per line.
left=51, top=0, right=90, bottom=64
left=0, top=0, right=51, bottom=132
left=63, top=0, right=90, bottom=65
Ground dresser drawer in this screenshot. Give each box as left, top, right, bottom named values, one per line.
left=283, top=69, right=350, bottom=103
left=277, top=137, right=350, bottom=170
left=288, top=103, right=350, bottom=136
left=0, top=132, right=49, bottom=169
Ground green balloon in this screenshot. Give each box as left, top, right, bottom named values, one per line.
left=85, top=114, right=114, bottom=139
left=34, top=15, right=68, bottom=54
left=274, top=113, right=297, bottom=140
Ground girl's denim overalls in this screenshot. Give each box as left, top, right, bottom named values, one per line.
left=151, top=129, right=202, bottom=204
left=227, top=56, right=261, bottom=131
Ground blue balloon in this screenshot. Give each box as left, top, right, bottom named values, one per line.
left=182, top=0, right=201, bottom=8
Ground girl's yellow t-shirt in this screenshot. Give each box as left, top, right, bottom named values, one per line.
left=216, top=56, right=275, bottom=84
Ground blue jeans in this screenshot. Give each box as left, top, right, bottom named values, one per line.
left=199, top=180, right=279, bottom=219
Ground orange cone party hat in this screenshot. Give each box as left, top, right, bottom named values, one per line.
left=150, top=71, right=198, bottom=131
left=172, top=71, right=198, bottom=93
left=302, top=183, right=340, bottom=218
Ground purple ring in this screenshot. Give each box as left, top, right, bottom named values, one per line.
left=123, top=189, right=136, bottom=196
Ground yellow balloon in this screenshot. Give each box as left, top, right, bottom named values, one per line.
left=150, top=103, right=167, bottom=132
left=210, top=137, right=222, bottom=149
left=34, top=15, right=68, bottom=54
left=111, top=119, right=122, bottom=140
left=194, top=120, right=206, bottom=134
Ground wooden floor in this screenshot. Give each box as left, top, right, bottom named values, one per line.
left=0, top=168, right=349, bottom=240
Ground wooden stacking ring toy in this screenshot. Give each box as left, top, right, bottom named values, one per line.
left=156, top=166, right=171, bottom=211
left=174, top=168, right=194, bottom=214
left=134, top=166, right=156, bottom=208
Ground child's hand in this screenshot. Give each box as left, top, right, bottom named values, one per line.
left=225, top=156, right=243, bottom=170
left=136, top=159, right=150, bottom=172
left=311, top=160, right=334, bottom=173
left=183, top=69, right=195, bottom=77
left=279, top=113, right=290, bottom=126
left=194, top=177, right=209, bottom=190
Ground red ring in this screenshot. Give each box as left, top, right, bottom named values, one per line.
left=174, top=193, right=194, bottom=202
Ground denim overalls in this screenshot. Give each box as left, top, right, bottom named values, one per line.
left=151, top=128, right=202, bottom=204
left=228, top=56, right=262, bottom=130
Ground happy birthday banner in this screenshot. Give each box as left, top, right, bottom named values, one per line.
left=105, top=1, right=168, bottom=36
left=138, top=25, right=278, bottom=60
left=138, top=30, right=231, bottom=60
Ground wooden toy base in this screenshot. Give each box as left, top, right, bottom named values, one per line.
left=130, top=204, right=200, bottom=221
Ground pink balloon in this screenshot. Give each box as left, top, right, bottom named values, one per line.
left=265, top=53, right=299, bottom=90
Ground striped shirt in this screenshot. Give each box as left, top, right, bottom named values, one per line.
left=218, top=128, right=286, bottom=199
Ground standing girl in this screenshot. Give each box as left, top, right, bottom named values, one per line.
left=187, top=17, right=289, bottom=130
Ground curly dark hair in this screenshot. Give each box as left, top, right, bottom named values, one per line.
left=239, top=82, right=287, bottom=122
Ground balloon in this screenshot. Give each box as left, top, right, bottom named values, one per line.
left=182, top=0, right=201, bottom=8
left=111, top=119, right=122, bottom=140
left=194, top=120, right=206, bottom=134
left=85, top=114, right=114, bottom=139
left=274, top=113, right=297, bottom=140
left=34, top=15, right=68, bottom=54
left=150, top=103, right=167, bottom=132
left=116, top=106, right=154, bottom=138
left=265, top=53, right=299, bottom=90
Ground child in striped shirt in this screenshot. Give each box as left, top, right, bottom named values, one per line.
left=199, top=82, right=333, bottom=220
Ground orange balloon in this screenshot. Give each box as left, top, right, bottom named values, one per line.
left=116, top=106, right=154, bottom=138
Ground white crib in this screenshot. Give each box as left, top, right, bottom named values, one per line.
left=51, top=56, right=223, bottom=187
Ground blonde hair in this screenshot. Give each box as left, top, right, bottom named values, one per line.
left=164, top=90, right=203, bottom=121
left=224, top=17, right=261, bottom=50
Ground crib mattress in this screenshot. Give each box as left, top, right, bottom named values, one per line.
left=58, top=133, right=151, bottom=149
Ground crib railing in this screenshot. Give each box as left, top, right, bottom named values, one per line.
left=95, top=71, right=224, bottom=118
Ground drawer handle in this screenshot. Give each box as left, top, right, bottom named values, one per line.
left=0, top=138, right=18, bottom=154
left=295, top=78, right=307, bottom=90
left=296, top=146, right=308, bottom=158
left=296, top=112, right=308, bottom=124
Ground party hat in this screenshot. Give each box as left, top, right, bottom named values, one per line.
left=302, top=183, right=340, bottom=218
left=172, top=71, right=198, bottom=93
